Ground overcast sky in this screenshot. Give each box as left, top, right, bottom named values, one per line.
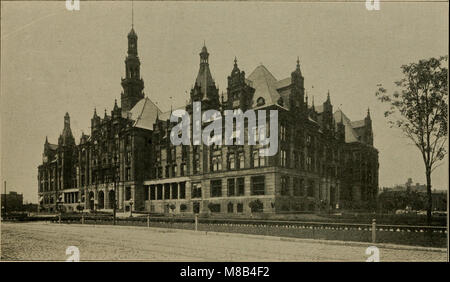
left=1, top=1, right=448, bottom=202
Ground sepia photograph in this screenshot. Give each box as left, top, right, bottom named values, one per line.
left=0, top=0, right=448, bottom=267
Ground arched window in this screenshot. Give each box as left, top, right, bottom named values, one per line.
left=256, top=97, right=265, bottom=106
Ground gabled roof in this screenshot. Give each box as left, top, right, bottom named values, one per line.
left=333, top=109, right=360, bottom=143
left=350, top=120, right=365, bottom=128
left=159, top=105, right=186, bottom=121
left=315, top=105, right=324, bottom=113
left=129, top=97, right=162, bottom=130
left=275, top=77, right=291, bottom=89
left=247, top=65, right=282, bottom=107
left=47, top=143, right=58, bottom=151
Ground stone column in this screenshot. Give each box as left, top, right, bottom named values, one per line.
left=119, top=185, right=124, bottom=210
left=185, top=181, right=191, bottom=200
left=131, top=185, right=135, bottom=211
left=104, top=188, right=109, bottom=209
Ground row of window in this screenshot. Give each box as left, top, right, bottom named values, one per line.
left=146, top=183, right=187, bottom=201
left=280, top=176, right=315, bottom=197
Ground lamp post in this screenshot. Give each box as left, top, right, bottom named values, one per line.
left=94, top=199, right=98, bottom=217
left=57, top=194, right=63, bottom=223
left=129, top=198, right=134, bottom=217
left=113, top=169, right=118, bottom=225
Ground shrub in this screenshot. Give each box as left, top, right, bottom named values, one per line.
left=249, top=199, right=264, bottom=213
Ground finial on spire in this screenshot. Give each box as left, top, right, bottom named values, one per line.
left=131, top=0, right=134, bottom=28
left=367, top=107, right=371, bottom=118
left=327, top=90, right=331, bottom=102
left=234, top=57, right=237, bottom=65
left=297, top=56, right=300, bottom=66
left=45, top=136, right=48, bottom=144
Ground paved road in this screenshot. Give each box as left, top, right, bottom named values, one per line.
left=1, top=222, right=446, bottom=262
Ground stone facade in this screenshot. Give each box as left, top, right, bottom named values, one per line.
left=38, top=27, right=379, bottom=214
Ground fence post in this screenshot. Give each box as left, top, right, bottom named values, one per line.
left=81, top=214, right=84, bottom=225
left=58, top=214, right=61, bottom=224
left=147, top=214, right=150, bottom=228
left=372, top=219, right=376, bottom=243
left=195, top=214, right=198, bottom=232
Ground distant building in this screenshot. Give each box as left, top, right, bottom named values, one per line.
left=432, top=191, right=447, bottom=211
left=382, top=178, right=427, bottom=193
left=1, top=191, right=24, bottom=212
left=380, top=179, right=447, bottom=211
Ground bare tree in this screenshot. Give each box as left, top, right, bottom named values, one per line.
left=376, top=56, right=448, bottom=225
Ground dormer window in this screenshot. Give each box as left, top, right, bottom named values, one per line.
left=256, top=97, right=265, bottom=106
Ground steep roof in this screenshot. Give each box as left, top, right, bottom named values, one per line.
left=129, top=97, right=162, bottom=130
left=333, top=109, right=360, bottom=143
left=350, top=120, right=365, bottom=128
left=247, top=65, right=282, bottom=107
left=47, top=143, right=58, bottom=151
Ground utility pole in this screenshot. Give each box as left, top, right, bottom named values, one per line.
left=3, top=181, right=6, bottom=217
left=113, top=170, right=117, bottom=225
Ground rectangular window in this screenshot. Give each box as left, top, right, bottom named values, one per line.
left=307, top=180, right=314, bottom=197
left=293, top=178, right=302, bottom=196
left=228, top=153, right=235, bottom=170
left=150, top=186, right=156, bottom=200
left=126, top=168, right=131, bottom=181
left=237, top=152, right=244, bottom=169
left=237, top=177, right=245, bottom=196
left=164, top=184, right=170, bottom=199
left=281, top=176, right=289, bottom=196
left=191, top=183, right=202, bottom=199
left=280, top=150, right=287, bottom=167
left=180, top=163, right=186, bottom=176
left=144, top=187, right=149, bottom=200
left=179, top=182, right=186, bottom=199
left=227, top=202, right=234, bottom=213
left=253, top=149, right=259, bottom=168
left=251, top=176, right=265, bottom=195
left=280, top=124, right=287, bottom=141
left=165, top=166, right=170, bottom=178
left=227, top=178, right=235, bottom=196
left=211, top=155, right=222, bottom=172
left=125, top=187, right=131, bottom=201
left=157, top=185, right=163, bottom=200
left=171, top=183, right=178, bottom=199
left=237, top=203, right=244, bottom=213
left=210, top=179, right=222, bottom=197
left=172, top=165, right=177, bottom=177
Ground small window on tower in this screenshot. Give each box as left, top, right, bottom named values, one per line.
left=257, top=97, right=265, bottom=106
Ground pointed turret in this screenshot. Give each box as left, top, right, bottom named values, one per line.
left=190, top=44, right=219, bottom=107
left=290, top=57, right=305, bottom=113
left=226, top=57, right=254, bottom=110
left=59, top=112, right=75, bottom=146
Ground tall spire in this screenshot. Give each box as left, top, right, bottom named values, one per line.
left=122, top=13, right=144, bottom=112
left=195, top=44, right=214, bottom=95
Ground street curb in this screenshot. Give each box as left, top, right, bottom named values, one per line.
left=33, top=221, right=447, bottom=253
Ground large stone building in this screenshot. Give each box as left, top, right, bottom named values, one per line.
left=38, top=26, right=379, bottom=214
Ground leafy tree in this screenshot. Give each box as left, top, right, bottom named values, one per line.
left=248, top=199, right=264, bottom=213
left=376, top=56, right=448, bottom=224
